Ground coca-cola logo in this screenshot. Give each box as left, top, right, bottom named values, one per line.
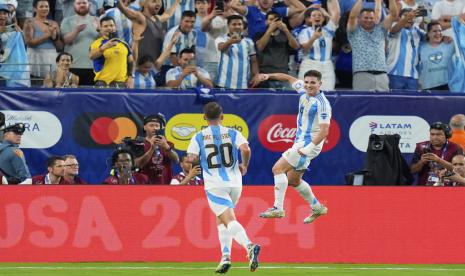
left=258, top=115, right=340, bottom=153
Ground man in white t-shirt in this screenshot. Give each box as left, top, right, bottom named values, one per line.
left=186, top=102, right=261, bottom=274
left=432, top=0, right=465, bottom=37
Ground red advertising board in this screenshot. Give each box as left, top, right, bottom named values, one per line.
left=0, top=186, right=464, bottom=263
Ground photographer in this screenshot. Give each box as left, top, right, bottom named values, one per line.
left=103, top=148, right=149, bottom=184
left=135, top=114, right=179, bottom=184
left=0, top=123, right=32, bottom=184
left=434, top=154, right=465, bottom=186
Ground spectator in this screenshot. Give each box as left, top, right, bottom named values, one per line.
left=103, top=0, right=133, bottom=46
left=165, top=48, right=213, bottom=88
left=60, top=0, right=104, bottom=18
left=16, top=0, right=33, bottom=28
left=89, top=16, right=135, bottom=88
left=216, top=15, right=259, bottom=89
left=397, top=0, right=425, bottom=27
left=170, top=155, right=203, bottom=185
left=164, top=0, right=194, bottom=30
left=386, top=8, right=425, bottom=90
left=448, top=12, right=465, bottom=92
left=43, top=52, right=80, bottom=87
left=61, top=0, right=99, bottom=86
left=24, top=0, right=63, bottom=81
left=253, top=11, right=299, bottom=89
left=116, top=0, right=180, bottom=68
left=163, top=10, right=197, bottom=65
left=135, top=114, right=179, bottom=184
left=0, top=123, right=31, bottom=184
left=229, top=0, right=305, bottom=39
left=103, top=148, right=149, bottom=184
left=443, top=154, right=465, bottom=186
left=419, top=21, right=454, bottom=91
left=32, top=155, right=69, bottom=184
left=347, top=0, right=397, bottom=91
left=297, top=0, right=340, bottom=91
left=449, top=114, right=465, bottom=150
left=431, top=0, right=464, bottom=37
left=63, top=154, right=87, bottom=184
left=410, top=122, right=463, bottom=186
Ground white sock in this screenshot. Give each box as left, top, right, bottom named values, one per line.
left=217, top=224, right=232, bottom=257
left=273, top=173, right=288, bottom=210
left=227, top=220, right=251, bottom=250
left=294, top=180, right=320, bottom=208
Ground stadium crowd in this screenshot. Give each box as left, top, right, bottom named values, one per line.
left=0, top=0, right=464, bottom=91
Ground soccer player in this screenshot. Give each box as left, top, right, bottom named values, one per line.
left=186, top=102, right=261, bottom=273
left=257, top=70, right=330, bottom=224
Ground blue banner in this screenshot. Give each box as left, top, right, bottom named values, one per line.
left=1, top=88, right=464, bottom=185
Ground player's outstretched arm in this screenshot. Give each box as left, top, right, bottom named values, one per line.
left=255, top=73, right=298, bottom=87
left=239, top=143, right=251, bottom=176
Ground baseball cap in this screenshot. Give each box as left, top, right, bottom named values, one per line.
left=0, top=4, right=10, bottom=13
left=143, top=114, right=165, bottom=126
left=3, top=123, right=25, bottom=135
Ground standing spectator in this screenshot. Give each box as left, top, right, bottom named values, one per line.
left=32, top=155, right=69, bottom=184
left=43, top=52, right=80, bottom=87
left=103, top=149, right=149, bottom=184
left=229, top=0, right=305, bottom=39
left=347, top=0, right=397, bottom=91
left=448, top=13, right=465, bottom=92
left=89, top=16, right=135, bottom=88
left=24, top=0, right=63, bottom=81
left=216, top=15, right=259, bottom=89
left=431, top=0, right=464, bottom=37
left=397, top=0, right=426, bottom=27
left=418, top=21, right=454, bottom=91
left=165, top=48, right=213, bottom=88
left=0, top=123, right=31, bottom=184
left=410, top=122, right=463, bottom=186
left=170, top=154, right=203, bottom=185
left=163, top=10, right=197, bottom=65
left=60, top=0, right=104, bottom=18
left=297, top=0, right=340, bottom=91
left=103, top=0, right=133, bottom=46
left=63, top=154, right=87, bottom=184
left=386, top=8, right=425, bottom=90
left=164, top=0, right=194, bottom=30
left=449, top=114, right=465, bottom=150
left=61, top=0, right=100, bottom=86
left=135, top=114, right=179, bottom=184
left=254, top=11, right=299, bottom=89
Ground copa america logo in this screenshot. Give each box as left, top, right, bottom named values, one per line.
left=266, top=123, right=296, bottom=143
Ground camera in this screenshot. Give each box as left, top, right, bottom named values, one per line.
left=118, top=136, right=145, bottom=158
left=215, top=0, right=224, bottom=11
left=108, top=32, right=118, bottom=39
left=444, top=171, right=456, bottom=177
left=416, top=6, right=427, bottom=17
left=155, top=128, right=165, bottom=137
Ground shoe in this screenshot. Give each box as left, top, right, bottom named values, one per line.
left=215, top=255, right=231, bottom=274
left=303, top=204, right=328, bottom=224
left=259, top=207, right=285, bottom=218
left=247, top=244, right=261, bottom=272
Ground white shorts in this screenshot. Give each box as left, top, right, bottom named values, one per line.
left=282, top=141, right=323, bottom=171
left=205, top=187, right=242, bottom=216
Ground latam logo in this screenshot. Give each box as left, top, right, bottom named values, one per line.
left=72, top=113, right=141, bottom=148
left=1, top=110, right=62, bottom=149
left=258, top=115, right=340, bottom=153
left=349, top=116, right=430, bottom=153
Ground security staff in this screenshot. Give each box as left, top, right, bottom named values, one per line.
left=0, top=123, right=31, bottom=184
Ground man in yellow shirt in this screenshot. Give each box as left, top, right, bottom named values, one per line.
left=89, top=16, right=134, bottom=88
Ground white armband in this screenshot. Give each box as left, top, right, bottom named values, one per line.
left=299, top=142, right=316, bottom=156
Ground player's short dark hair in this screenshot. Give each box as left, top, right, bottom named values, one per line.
left=304, top=70, right=322, bottom=81
left=111, top=148, right=134, bottom=167
left=179, top=48, right=196, bottom=57
left=46, top=155, right=65, bottom=168
left=56, top=52, right=73, bottom=63
left=227, top=14, right=244, bottom=25
left=204, top=102, right=223, bottom=121
left=100, top=16, right=115, bottom=25
left=181, top=10, right=196, bottom=19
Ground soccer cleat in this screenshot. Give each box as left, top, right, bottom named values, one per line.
left=303, top=204, right=328, bottom=224
left=259, top=207, right=285, bottom=218
left=247, top=244, right=261, bottom=272
left=215, top=255, right=231, bottom=274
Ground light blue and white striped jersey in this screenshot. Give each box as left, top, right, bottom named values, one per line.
left=103, top=8, right=133, bottom=46
left=165, top=66, right=211, bottom=88
left=215, top=35, right=256, bottom=89
left=163, top=25, right=198, bottom=56
left=164, top=0, right=195, bottom=31
left=134, top=70, right=156, bottom=89
left=387, top=27, right=425, bottom=79
left=187, top=125, right=248, bottom=190
left=291, top=80, right=332, bottom=144
left=298, top=21, right=337, bottom=62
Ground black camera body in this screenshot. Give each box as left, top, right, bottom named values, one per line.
left=119, top=136, right=145, bottom=158
left=0, top=112, right=4, bottom=129
left=155, top=128, right=165, bottom=137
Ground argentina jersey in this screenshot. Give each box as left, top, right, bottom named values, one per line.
left=291, top=80, right=332, bottom=144
left=216, top=35, right=256, bottom=89
left=298, top=21, right=336, bottom=62
left=163, top=25, right=197, bottom=55
left=103, top=8, right=133, bottom=46
left=387, top=27, right=425, bottom=78
left=187, top=125, right=248, bottom=190
left=165, top=0, right=195, bottom=31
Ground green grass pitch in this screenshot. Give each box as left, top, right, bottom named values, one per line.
left=1, top=263, right=465, bottom=276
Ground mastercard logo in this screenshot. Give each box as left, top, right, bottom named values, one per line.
left=73, top=113, right=142, bottom=148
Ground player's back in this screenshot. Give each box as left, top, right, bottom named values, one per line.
left=188, top=125, right=247, bottom=190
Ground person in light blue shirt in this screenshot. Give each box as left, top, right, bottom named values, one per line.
left=165, top=48, right=213, bottom=88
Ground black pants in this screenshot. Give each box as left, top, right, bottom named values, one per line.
left=70, top=69, right=95, bottom=86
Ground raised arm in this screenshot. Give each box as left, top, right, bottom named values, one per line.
left=382, top=0, right=398, bottom=31
left=347, top=0, right=363, bottom=32
left=286, top=0, right=306, bottom=17
left=159, top=0, right=181, bottom=23
left=327, top=0, right=341, bottom=25
left=229, top=0, right=247, bottom=15
left=117, top=0, right=144, bottom=25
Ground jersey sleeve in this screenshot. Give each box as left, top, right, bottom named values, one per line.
left=317, top=98, right=332, bottom=124
left=234, top=130, right=248, bottom=148
left=291, top=79, right=306, bottom=94
left=187, top=133, right=201, bottom=155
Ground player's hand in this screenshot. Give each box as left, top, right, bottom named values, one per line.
left=239, top=164, right=248, bottom=175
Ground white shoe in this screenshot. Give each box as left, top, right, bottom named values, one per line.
left=246, top=244, right=261, bottom=272
left=259, top=207, right=285, bottom=218
left=303, top=204, right=328, bottom=224
left=215, top=255, right=231, bottom=274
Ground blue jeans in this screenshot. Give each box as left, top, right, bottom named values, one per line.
left=388, top=75, right=418, bottom=91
